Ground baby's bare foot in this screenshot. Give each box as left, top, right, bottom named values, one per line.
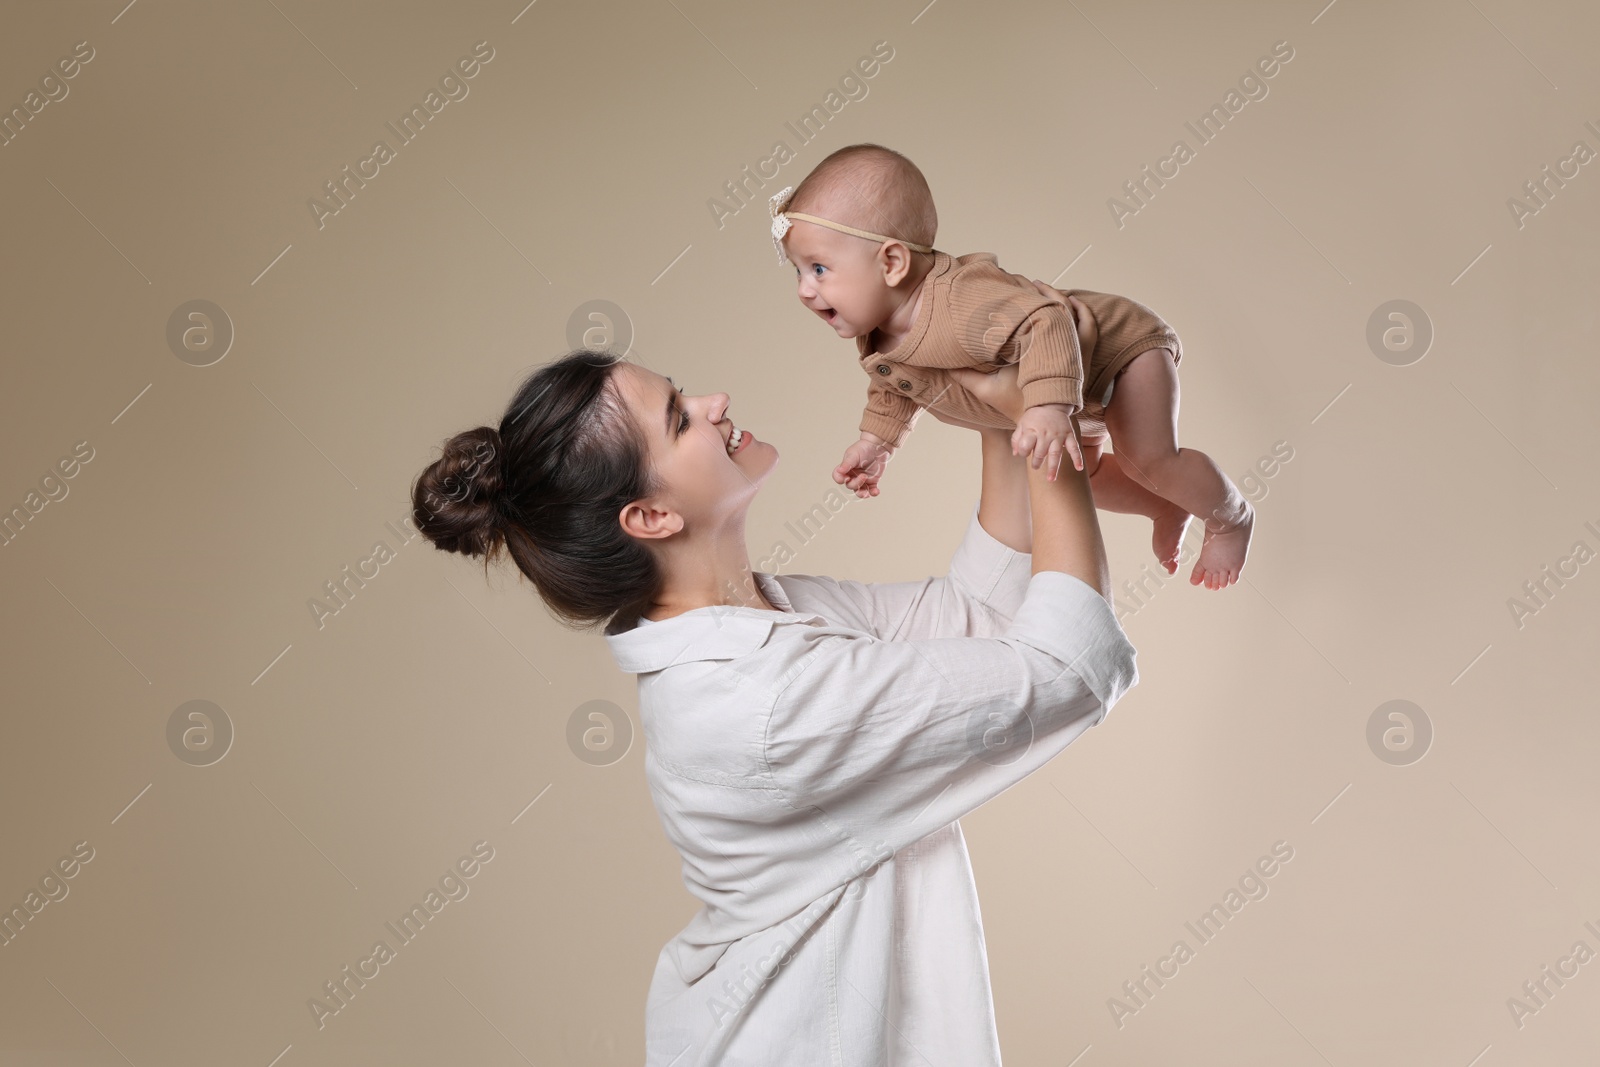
left=1190, top=499, right=1254, bottom=589
left=1152, top=505, right=1191, bottom=576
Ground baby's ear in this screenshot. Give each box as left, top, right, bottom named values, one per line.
left=878, top=241, right=914, bottom=285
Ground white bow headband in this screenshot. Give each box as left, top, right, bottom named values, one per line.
left=768, top=185, right=935, bottom=265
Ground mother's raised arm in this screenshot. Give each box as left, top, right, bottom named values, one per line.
left=947, top=360, right=1110, bottom=602
left=1026, top=402, right=1110, bottom=599
left=922, top=368, right=1032, bottom=557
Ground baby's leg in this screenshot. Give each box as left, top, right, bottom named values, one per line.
left=1070, top=430, right=1188, bottom=575
left=1077, top=431, right=1194, bottom=577
left=1104, top=347, right=1254, bottom=589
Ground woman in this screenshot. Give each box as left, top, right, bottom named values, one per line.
left=411, top=288, right=1139, bottom=1065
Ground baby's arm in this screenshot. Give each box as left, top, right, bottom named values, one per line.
left=837, top=386, right=917, bottom=498
left=861, top=382, right=919, bottom=449
left=1012, top=295, right=1092, bottom=477
left=1013, top=299, right=1086, bottom=414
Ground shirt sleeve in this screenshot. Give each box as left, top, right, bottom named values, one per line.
left=813, top=502, right=1033, bottom=642
left=761, top=568, right=1138, bottom=862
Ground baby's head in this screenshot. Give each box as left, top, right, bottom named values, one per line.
left=776, top=143, right=938, bottom=339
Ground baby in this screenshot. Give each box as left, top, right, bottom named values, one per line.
left=770, top=143, right=1254, bottom=589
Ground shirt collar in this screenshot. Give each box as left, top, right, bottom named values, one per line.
left=604, top=572, right=828, bottom=675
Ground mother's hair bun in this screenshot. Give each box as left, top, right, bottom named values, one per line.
left=411, top=426, right=507, bottom=560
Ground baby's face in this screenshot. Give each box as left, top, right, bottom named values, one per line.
left=783, top=223, right=895, bottom=340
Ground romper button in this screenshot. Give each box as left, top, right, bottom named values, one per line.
left=876, top=364, right=890, bottom=375
left=897, top=380, right=912, bottom=391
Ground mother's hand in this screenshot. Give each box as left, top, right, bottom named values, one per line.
left=946, top=362, right=1026, bottom=425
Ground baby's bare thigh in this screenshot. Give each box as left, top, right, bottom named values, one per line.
left=1075, top=430, right=1108, bottom=474
left=1103, top=346, right=1179, bottom=457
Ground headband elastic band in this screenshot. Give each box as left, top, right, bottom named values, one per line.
left=768, top=186, right=934, bottom=264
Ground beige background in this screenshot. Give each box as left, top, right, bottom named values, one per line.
left=1, top=0, right=1596, bottom=1063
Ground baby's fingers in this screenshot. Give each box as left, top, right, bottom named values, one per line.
left=1032, top=437, right=1054, bottom=473
left=1063, top=431, right=1084, bottom=473
left=1011, top=427, right=1033, bottom=460
left=1042, top=440, right=1063, bottom=480
left=1021, top=432, right=1046, bottom=469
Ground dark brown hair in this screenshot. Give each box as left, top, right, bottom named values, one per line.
left=410, top=349, right=662, bottom=631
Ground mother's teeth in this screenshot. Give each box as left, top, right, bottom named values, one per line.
left=727, top=427, right=745, bottom=453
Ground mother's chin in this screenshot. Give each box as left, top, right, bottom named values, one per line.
left=728, top=422, right=779, bottom=478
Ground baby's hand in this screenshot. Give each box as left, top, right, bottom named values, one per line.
left=834, top=434, right=894, bottom=499
left=1012, top=403, right=1083, bottom=479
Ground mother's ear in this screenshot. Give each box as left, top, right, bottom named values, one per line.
left=619, top=499, right=684, bottom=542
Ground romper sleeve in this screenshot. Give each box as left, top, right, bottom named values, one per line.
left=949, top=270, right=1086, bottom=413
left=761, top=566, right=1138, bottom=861
left=1013, top=302, right=1087, bottom=413
left=860, top=378, right=923, bottom=449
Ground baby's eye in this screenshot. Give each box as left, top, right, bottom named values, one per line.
left=811, top=263, right=827, bottom=277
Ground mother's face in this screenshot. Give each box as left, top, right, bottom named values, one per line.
left=614, top=362, right=778, bottom=542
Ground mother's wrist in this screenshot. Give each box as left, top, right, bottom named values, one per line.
left=979, top=424, right=1015, bottom=442
left=978, top=426, right=1019, bottom=457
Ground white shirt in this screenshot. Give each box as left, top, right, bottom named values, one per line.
left=604, top=502, right=1140, bottom=1066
